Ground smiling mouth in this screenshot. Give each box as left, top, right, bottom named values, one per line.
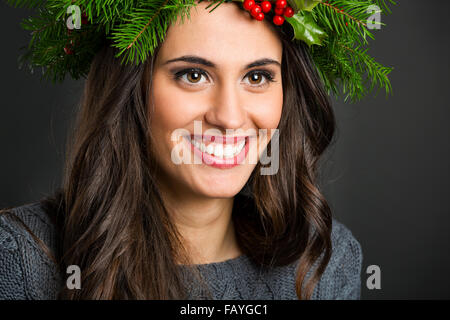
left=184, top=134, right=250, bottom=168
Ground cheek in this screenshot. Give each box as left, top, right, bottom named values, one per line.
left=247, top=87, right=283, bottom=130
left=150, top=73, right=205, bottom=140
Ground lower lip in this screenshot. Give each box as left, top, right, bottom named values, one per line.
left=184, top=136, right=250, bottom=169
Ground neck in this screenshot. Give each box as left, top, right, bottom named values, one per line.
left=159, top=181, right=242, bottom=265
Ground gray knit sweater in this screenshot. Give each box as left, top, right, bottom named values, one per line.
left=0, top=202, right=363, bottom=300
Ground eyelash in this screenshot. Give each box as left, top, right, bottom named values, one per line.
left=172, top=68, right=276, bottom=87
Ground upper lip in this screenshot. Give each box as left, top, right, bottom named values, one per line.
left=190, top=134, right=247, bottom=144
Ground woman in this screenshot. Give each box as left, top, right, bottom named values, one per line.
left=0, top=0, right=363, bottom=299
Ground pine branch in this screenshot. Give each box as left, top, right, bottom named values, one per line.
left=310, top=32, right=393, bottom=102
left=16, top=4, right=105, bottom=82
left=126, top=1, right=169, bottom=50
left=313, top=0, right=384, bottom=46
left=110, top=0, right=197, bottom=65
left=200, top=0, right=236, bottom=13
left=67, top=0, right=138, bottom=32
left=321, top=1, right=368, bottom=28
left=342, top=42, right=393, bottom=97
left=373, top=0, right=396, bottom=14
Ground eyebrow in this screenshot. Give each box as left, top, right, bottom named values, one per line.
left=162, top=55, right=281, bottom=70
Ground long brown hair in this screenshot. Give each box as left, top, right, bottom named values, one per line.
left=2, top=6, right=336, bottom=300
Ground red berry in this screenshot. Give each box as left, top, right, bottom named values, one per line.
left=243, top=0, right=255, bottom=11
left=81, top=12, right=88, bottom=25
left=255, top=12, right=265, bottom=21
left=274, top=7, right=284, bottom=15
left=275, top=0, right=287, bottom=9
left=250, top=5, right=262, bottom=17
left=261, top=1, right=272, bottom=13
left=273, top=15, right=285, bottom=25
left=284, top=6, right=294, bottom=18
left=64, top=46, right=73, bottom=55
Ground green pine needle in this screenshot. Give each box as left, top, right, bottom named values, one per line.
left=109, top=0, right=196, bottom=65
left=308, top=0, right=395, bottom=102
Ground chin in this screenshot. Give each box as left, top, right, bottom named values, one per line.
left=189, top=167, right=253, bottom=199
left=193, top=182, right=245, bottom=199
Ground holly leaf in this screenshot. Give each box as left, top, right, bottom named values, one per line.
left=285, top=11, right=327, bottom=46
left=287, top=0, right=321, bottom=12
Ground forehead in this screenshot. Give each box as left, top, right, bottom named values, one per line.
left=155, top=1, right=282, bottom=66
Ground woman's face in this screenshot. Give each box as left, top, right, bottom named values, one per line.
left=149, top=1, right=283, bottom=199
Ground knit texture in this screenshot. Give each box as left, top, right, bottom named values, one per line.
left=0, top=202, right=363, bottom=300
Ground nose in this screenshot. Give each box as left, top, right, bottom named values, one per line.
left=204, top=80, right=246, bottom=131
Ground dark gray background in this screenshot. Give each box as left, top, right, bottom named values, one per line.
left=1, top=1, right=449, bottom=299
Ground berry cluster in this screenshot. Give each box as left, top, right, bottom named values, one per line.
left=243, top=0, right=294, bottom=26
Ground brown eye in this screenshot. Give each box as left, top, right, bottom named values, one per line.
left=248, top=73, right=263, bottom=85
left=174, top=69, right=208, bottom=85
left=187, top=71, right=202, bottom=83
left=245, top=71, right=274, bottom=87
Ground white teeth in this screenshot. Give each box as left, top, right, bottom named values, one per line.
left=206, top=144, right=214, bottom=154
left=190, top=137, right=246, bottom=158
left=214, top=144, right=223, bottom=157
left=223, top=144, right=234, bottom=158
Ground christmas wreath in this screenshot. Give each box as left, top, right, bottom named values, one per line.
left=6, top=0, right=396, bottom=102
